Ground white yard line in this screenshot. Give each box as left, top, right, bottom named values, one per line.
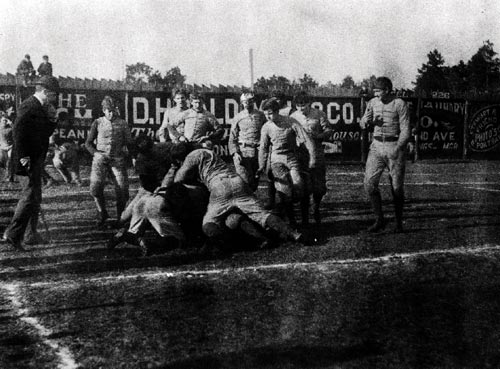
left=464, top=186, right=500, bottom=193
left=257, top=181, right=499, bottom=189
left=0, top=283, right=79, bottom=369
left=27, top=244, right=500, bottom=290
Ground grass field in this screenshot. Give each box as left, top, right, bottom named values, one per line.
left=1, top=160, right=500, bottom=368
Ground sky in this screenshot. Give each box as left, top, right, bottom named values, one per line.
left=1, top=0, right=499, bottom=89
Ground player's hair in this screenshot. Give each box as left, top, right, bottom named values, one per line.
left=293, top=91, right=310, bottom=105
left=172, top=88, right=188, bottom=98
left=374, top=77, right=393, bottom=92
left=260, top=98, right=280, bottom=113
left=189, top=91, right=204, bottom=101
left=101, top=96, right=117, bottom=110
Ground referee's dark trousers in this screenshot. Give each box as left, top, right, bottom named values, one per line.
left=5, top=156, right=44, bottom=243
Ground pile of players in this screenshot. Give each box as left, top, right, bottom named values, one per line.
left=97, top=91, right=319, bottom=256
left=3, top=76, right=410, bottom=256
left=90, top=77, right=410, bottom=257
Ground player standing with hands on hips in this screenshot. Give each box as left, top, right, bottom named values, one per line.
left=85, top=96, right=133, bottom=227
left=360, top=77, right=410, bottom=233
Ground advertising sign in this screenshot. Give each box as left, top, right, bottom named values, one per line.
left=416, top=99, right=465, bottom=159
left=467, top=103, right=500, bottom=159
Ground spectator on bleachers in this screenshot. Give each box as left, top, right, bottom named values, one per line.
left=16, top=54, right=35, bottom=86
left=37, top=55, right=53, bottom=77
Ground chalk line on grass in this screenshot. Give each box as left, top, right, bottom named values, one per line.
left=464, top=186, right=500, bottom=193
left=26, top=243, right=500, bottom=290
left=0, top=283, right=79, bottom=369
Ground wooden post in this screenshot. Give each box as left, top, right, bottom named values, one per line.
left=360, top=96, right=368, bottom=163
left=463, top=100, right=469, bottom=160
left=249, top=48, right=254, bottom=91
left=415, top=96, right=421, bottom=162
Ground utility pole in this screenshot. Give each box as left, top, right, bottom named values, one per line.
left=249, top=48, right=254, bottom=91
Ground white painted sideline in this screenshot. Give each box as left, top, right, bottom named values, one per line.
left=27, top=243, right=500, bottom=290
left=1, top=283, right=79, bottom=369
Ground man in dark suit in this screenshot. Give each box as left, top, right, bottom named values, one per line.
left=2, top=76, right=60, bottom=251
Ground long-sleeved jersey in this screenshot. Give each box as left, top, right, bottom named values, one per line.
left=290, top=107, right=332, bottom=164
left=174, top=149, right=234, bottom=191
left=258, top=116, right=316, bottom=170
left=85, top=117, right=132, bottom=157
left=361, top=96, right=411, bottom=147
left=157, top=106, right=188, bottom=142
left=169, top=108, right=223, bottom=144
left=228, top=109, right=266, bottom=156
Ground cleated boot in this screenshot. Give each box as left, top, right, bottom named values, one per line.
left=367, top=192, right=385, bottom=232
left=367, top=218, right=386, bottom=233
left=107, top=228, right=127, bottom=250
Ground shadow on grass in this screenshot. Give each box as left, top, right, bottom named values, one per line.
left=161, top=342, right=383, bottom=369
left=0, top=246, right=229, bottom=279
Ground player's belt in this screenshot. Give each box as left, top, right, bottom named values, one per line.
left=374, top=136, right=398, bottom=142
left=239, top=142, right=259, bottom=148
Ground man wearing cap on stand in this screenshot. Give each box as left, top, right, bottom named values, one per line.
left=360, top=76, right=410, bottom=233
left=2, top=76, right=60, bottom=250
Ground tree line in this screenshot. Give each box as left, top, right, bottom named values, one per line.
left=125, top=40, right=500, bottom=97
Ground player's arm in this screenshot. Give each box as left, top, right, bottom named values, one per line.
left=359, top=99, right=374, bottom=129
left=168, top=114, right=184, bottom=142
left=173, top=153, right=198, bottom=184
left=228, top=118, right=241, bottom=156
left=292, top=119, right=316, bottom=168
left=206, top=113, right=224, bottom=143
left=157, top=110, right=170, bottom=142
left=84, top=120, right=99, bottom=155
left=257, top=124, right=270, bottom=174
left=317, top=110, right=333, bottom=140
left=396, top=99, right=411, bottom=151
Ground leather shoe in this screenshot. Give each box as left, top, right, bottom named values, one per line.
left=24, top=233, right=48, bottom=245
left=2, top=237, right=26, bottom=251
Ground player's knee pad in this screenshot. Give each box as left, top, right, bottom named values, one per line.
left=225, top=213, right=243, bottom=230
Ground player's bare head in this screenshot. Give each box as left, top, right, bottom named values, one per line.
left=43, top=55, right=49, bottom=61
left=102, top=96, right=117, bottom=111
left=172, top=88, right=187, bottom=99
left=270, top=90, right=285, bottom=107
left=102, top=96, right=118, bottom=119
left=170, top=142, right=194, bottom=163
left=261, top=98, right=280, bottom=113
left=172, top=88, right=188, bottom=107
left=374, top=77, right=392, bottom=92
left=189, top=91, right=204, bottom=102
left=240, top=92, right=255, bottom=103
left=189, top=92, right=204, bottom=111
left=293, top=91, right=310, bottom=108
left=240, top=92, right=255, bottom=109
